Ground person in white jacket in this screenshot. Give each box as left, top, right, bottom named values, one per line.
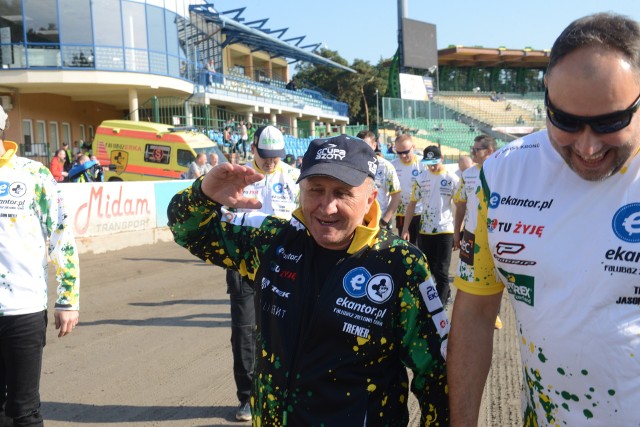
left=0, top=105, right=80, bottom=426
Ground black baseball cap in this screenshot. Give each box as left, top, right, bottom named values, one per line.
left=297, top=135, right=378, bottom=186
left=422, top=145, right=442, bottom=165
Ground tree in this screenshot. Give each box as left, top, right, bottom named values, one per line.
left=294, top=49, right=390, bottom=127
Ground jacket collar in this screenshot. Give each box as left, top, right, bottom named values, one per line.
left=0, top=141, right=17, bottom=168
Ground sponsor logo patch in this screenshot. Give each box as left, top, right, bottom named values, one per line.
left=612, top=203, right=640, bottom=243
left=343, top=267, right=371, bottom=298
left=488, top=192, right=553, bottom=211
left=498, top=268, right=535, bottom=306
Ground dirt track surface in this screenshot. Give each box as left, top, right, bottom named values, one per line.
left=42, top=241, right=522, bottom=426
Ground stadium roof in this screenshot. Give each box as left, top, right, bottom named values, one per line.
left=438, top=46, right=551, bottom=69
left=190, top=4, right=355, bottom=73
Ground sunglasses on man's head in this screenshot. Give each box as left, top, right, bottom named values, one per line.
left=545, top=89, right=640, bottom=134
left=396, top=148, right=413, bottom=155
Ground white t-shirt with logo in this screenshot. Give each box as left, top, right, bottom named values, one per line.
left=454, top=129, right=640, bottom=426
left=374, top=155, right=401, bottom=218
left=240, top=161, right=300, bottom=219
left=410, top=167, right=460, bottom=235
left=391, top=156, right=424, bottom=216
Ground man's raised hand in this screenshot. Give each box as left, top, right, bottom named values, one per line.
left=201, top=163, right=264, bottom=209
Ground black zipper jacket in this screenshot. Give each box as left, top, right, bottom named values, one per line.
left=168, top=178, right=450, bottom=426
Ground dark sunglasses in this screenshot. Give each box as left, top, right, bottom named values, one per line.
left=396, top=148, right=413, bottom=155
left=545, top=89, right=640, bottom=134
left=470, top=147, right=486, bottom=154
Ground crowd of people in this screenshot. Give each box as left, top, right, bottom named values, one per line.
left=49, top=141, right=104, bottom=183
left=2, top=11, right=639, bottom=427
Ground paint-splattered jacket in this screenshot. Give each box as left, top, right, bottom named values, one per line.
left=0, top=141, right=79, bottom=315
left=168, top=178, right=449, bottom=426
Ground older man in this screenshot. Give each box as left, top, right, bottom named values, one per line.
left=448, top=13, right=640, bottom=426
left=169, top=134, right=449, bottom=425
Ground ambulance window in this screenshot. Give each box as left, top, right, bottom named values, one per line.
left=144, top=144, right=170, bottom=164
left=177, top=149, right=194, bottom=167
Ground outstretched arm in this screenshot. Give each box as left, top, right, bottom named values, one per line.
left=201, top=163, right=265, bottom=209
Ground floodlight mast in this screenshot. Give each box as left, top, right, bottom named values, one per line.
left=397, top=0, right=408, bottom=73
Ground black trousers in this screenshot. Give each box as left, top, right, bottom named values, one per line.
left=396, top=215, right=421, bottom=246
left=419, top=233, right=454, bottom=305
left=0, top=311, right=47, bottom=427
left=225, top=270, right=256, bottom=404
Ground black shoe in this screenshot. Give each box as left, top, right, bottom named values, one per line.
left=235, top=401, right=251, bottom=422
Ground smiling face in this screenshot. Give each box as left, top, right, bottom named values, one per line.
left=545, top=46, right=640, bottom=181
left=300, top=176, right=377, bottom=250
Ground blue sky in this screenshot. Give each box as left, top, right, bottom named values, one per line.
left=212, top=0, right=640, bottom=64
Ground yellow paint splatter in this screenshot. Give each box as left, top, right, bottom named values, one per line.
left=367, top=384, right=376, bottom=392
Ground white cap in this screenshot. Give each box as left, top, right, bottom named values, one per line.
left=255, top=126, right=285, bottom=158
left=0, top=105, right=7, bottom=131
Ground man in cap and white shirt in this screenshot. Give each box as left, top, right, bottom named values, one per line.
left=356, top=130, right=401, bottom=230
left=402, top=145, right=460, bottom=305
left=169, top=134, right=449, bottom=425
left=224, top=125, right=299, bottom=421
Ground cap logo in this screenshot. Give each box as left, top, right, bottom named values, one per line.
left=316, top=146, right=346, bottom=161
left=260, top=137, right=281, bottom=148
left=427, top=152, right=435, bottom=159
left=368, top=160, right=378, bottom=175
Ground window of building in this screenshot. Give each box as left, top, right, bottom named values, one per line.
left=79, top=124, right=86, bottom=142
left=49, top=121, right=59, bottom=150
left=88, top=125, right=94, bottom=141
left=60, top=0, right=94, bottom=68
left=35, top=120, right=46, bottom=144
left=24, top=0, right=59, bottom=43
left=93, top=0, right=124, bottom=70
left=22, top=120, right=33, bottom=154
left=123, top=0, right=149, bottom=72
left=61, top=122, right=71, bottom=146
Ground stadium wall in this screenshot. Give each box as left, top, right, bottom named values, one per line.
left=60, top=180, right=192, bottom=254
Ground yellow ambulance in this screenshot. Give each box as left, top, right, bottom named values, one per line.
left=93, top=120, right=225, bottom=181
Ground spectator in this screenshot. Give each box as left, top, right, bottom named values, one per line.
left=0, top=104, right=80, bottom=425
left=68, top=154, right=101, bottom=182
left=49, top=149, right=68, bottom=182
left=62, top=141, right=72, bottom=172
left=208, top=152, right=219, bottom=170
left=285, top=79, right=296, bottom=91
left=402, top=145, right=460, bottom=305
left=246, top=122, right=255, bottom=153
left=223, top=126, right=233, bottom=152
left=186, top=153, right=209, bottom=180
left=168, top=134, right=449, bottom=425
left=295, top=155, right=303, bottom=169
left=448, top=13, right=640, bottom=426
left=390, top=134, right=424, bottom=244
left=283, top=153, right=295, bottom=166
left=357, top=130, right=401, bottom=230
left=237, top=120, right=248, bottom=160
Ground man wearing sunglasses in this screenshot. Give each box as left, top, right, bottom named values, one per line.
left=391, top=134, right=424, bottom=244
left=448, top=13, right=640, bottom=426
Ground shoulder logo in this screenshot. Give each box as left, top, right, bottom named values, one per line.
left=343, top=267, right=371, bottom=298
left=366, top=274, right=394, bottom=304
left=498, top=268, right=535, bottom=306
left=612, top=203, right=640, bottom=243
